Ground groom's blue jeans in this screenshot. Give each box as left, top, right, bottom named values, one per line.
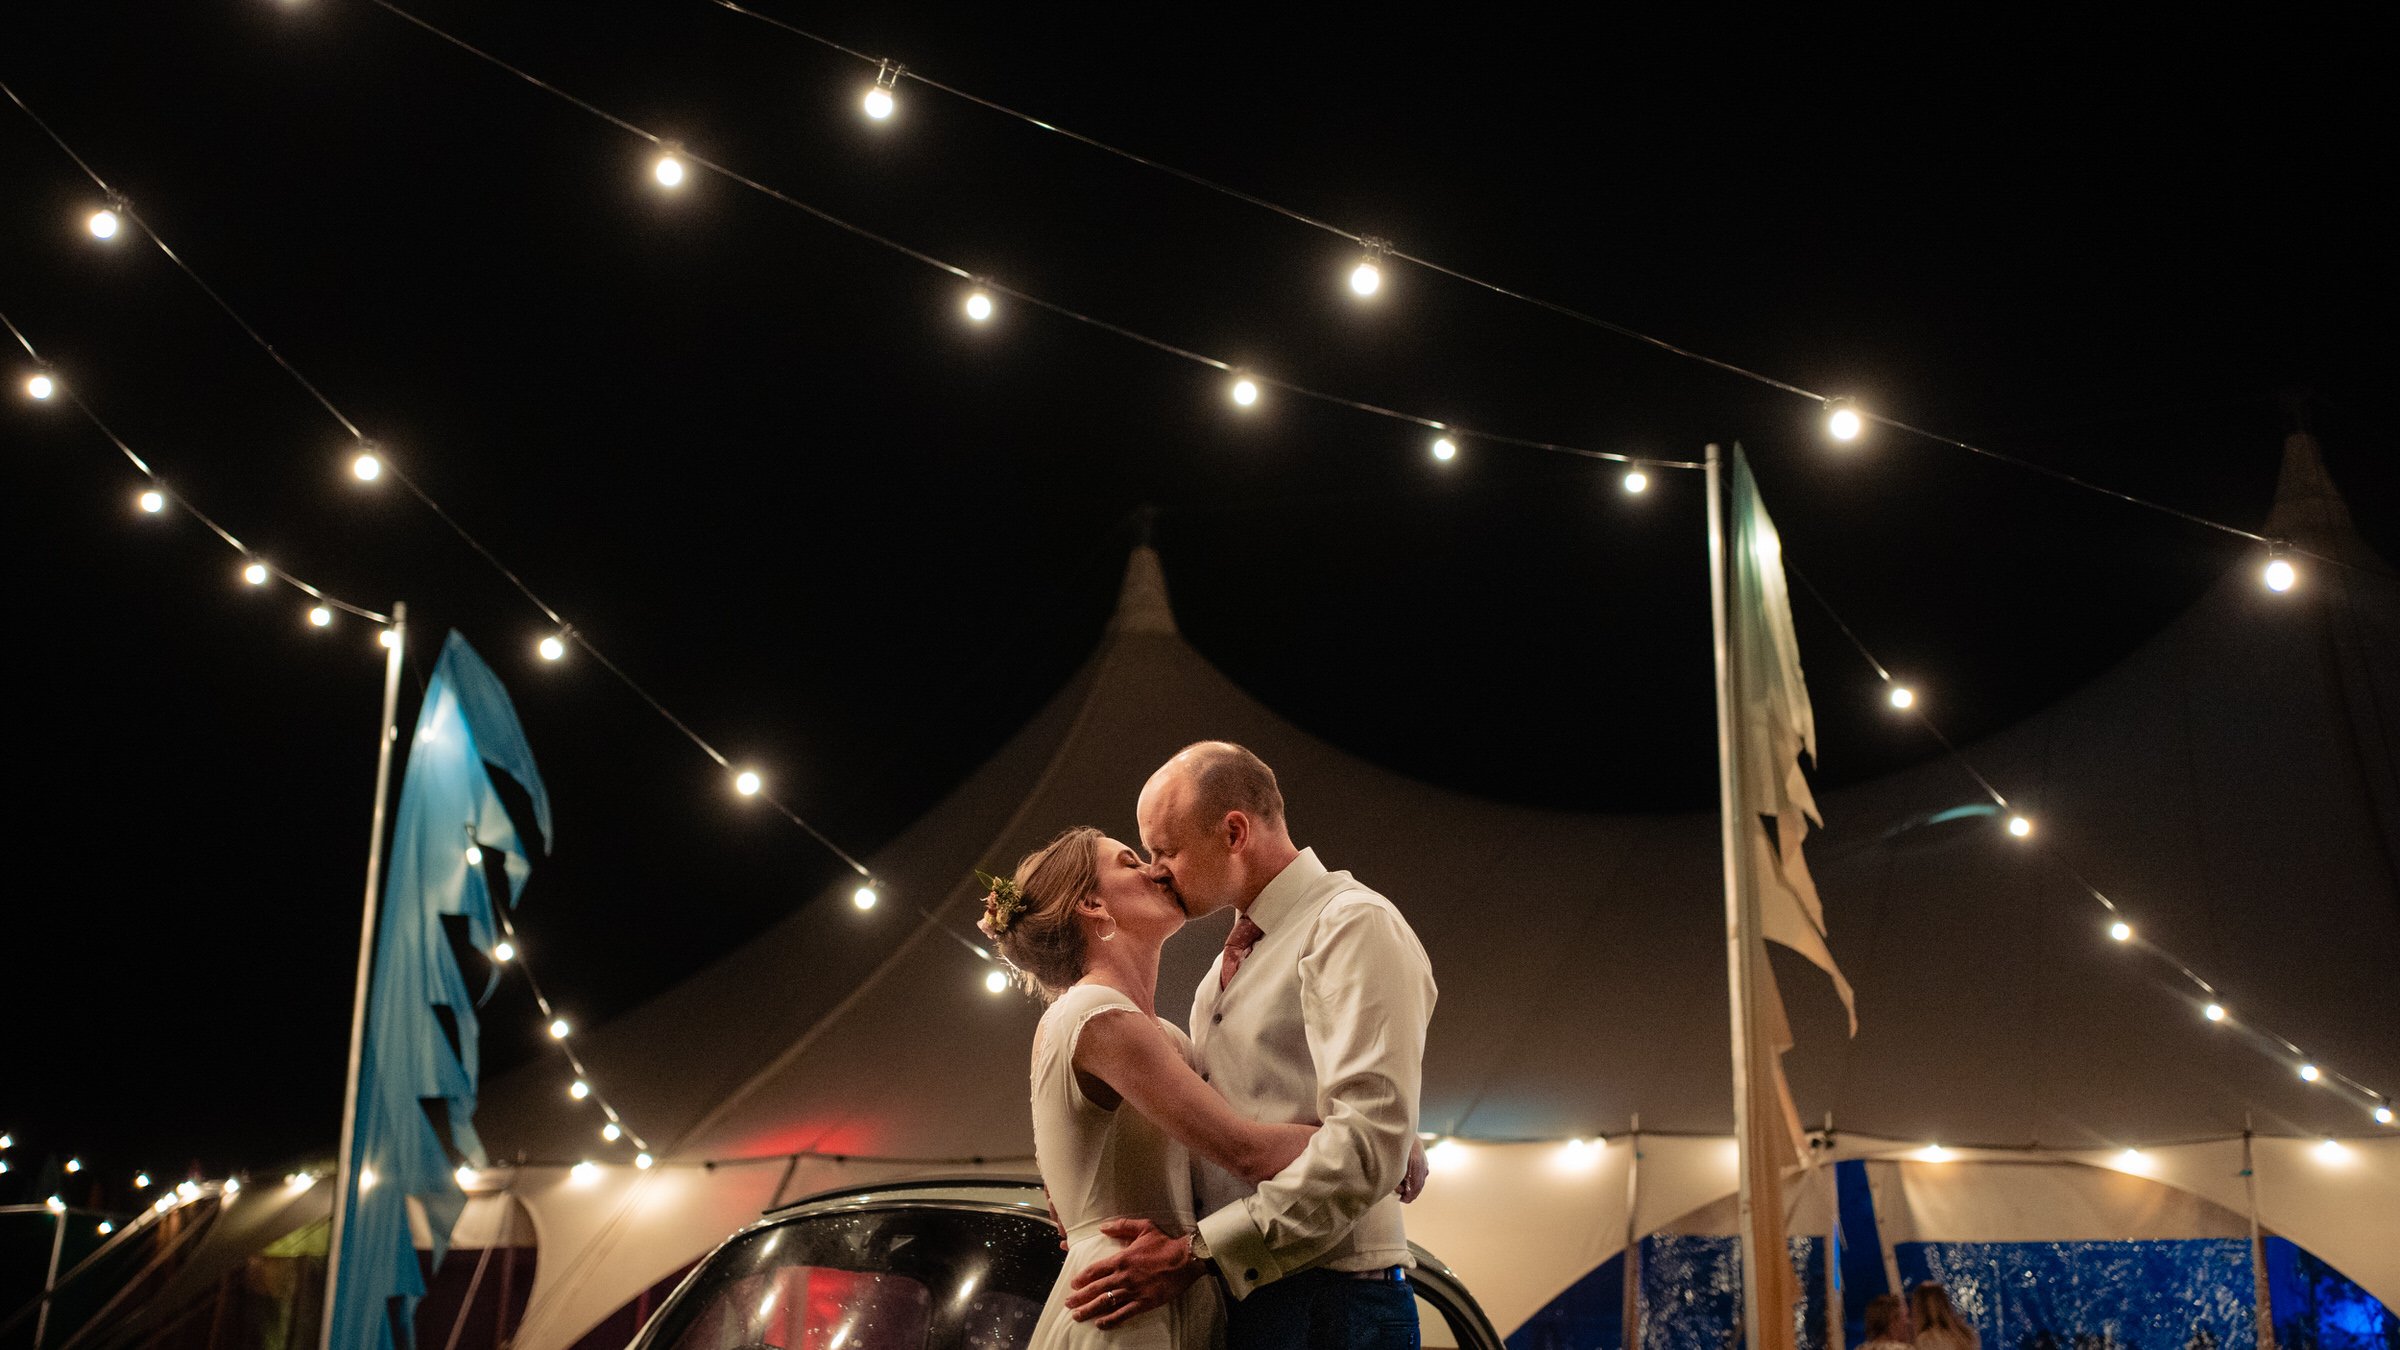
left=1228, top=1268, right=1420, bottom=1350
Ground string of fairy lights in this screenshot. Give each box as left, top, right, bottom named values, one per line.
left=1, top=1, right=2389, bottom=1179
left=1784, top=567, right=2396, bottom=1134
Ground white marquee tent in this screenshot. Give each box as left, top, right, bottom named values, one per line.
left=459, top=433, right=2397, bottom=1350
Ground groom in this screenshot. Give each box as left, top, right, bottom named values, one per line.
left=1066, top=741, right=1437, bottom=1350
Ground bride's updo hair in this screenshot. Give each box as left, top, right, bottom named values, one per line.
left=984, top=826, right=1103, bottom=1001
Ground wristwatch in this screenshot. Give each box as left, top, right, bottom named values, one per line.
left=1187, top=1228, right=1217, bottom=1276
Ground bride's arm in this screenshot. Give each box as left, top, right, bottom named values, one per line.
left=1075, top=1010, right=1314, bottom=1184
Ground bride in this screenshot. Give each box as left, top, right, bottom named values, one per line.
left=980, top=827, right=1313, bottom=1350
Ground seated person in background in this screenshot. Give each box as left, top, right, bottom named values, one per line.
left=1859, top=1294, right=1914, bottom=1350
left=1911, top=1283, right=1980, bottom=1350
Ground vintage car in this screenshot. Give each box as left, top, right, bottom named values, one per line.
left=627, top=1178, right=1505, bottom=1350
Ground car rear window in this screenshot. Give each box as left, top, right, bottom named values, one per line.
left=645, top=1206, right=1060, bottom=1350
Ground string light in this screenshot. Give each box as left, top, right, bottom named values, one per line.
left=635, top=1151, right=655, bottom=1169
left=1623, top=471, right=1649, bottom=494
left=548, top=1017, right=570, bottom=1039
left=1430, top=435, right=1457, bottom=463
left=1887, top=684, right=1915, bottom=710
left=538, top=633, right=567, bottom=661
left=652, top=143, right=687, bottom=188
left=570, top=1160, right=600, bottom=1184
left=984, top=968, right=1008, bottom=994
left=2263, top=555, right=2297, bottom=594
left=23, top=371, right=55, bottom=400
left=1349, top=240, right=1388, bottom=298
left=2204, top=1002, right=2226, bottom=1023
left=351, top=450, right=382, bottom=482
left=243, top=561, right=269, bottom=586
left=602, top=1122, right=622, bottom=1142
left=308, top=605, right=334, bottom=628
left=223, top=1177, right=240, bottom=1196
left=2006, top=815, right=2033, bottom=838
left=176, top=1180, right=199, bottom=1200
left=2377, top=1105, right=2395, bottom=1126
left=465, top=844, right=484, bottom=866
left=863, top=61, right=899, bottom=120
left=2109, top=921, right=2133, bottom=942
left=46, top=1196, right=64, bottom=1214
left=734, top=769, right=762, bottom=797
left=569, top=1079, right=590, bottom=1099
left=379, top=628, right=401, bottom=649
left=963, top=288, right=994, bottom=323
left=1824, top=399, right=1864, bottom=443
left=2316, top=1138, right=2348, bottom=1162
left=0, top=1160, right=10, bottom=1175
left=1229, top=376, right=1259, bottom=408
left=138, top=488, right=165, bottom=514
left=1427, top=1138, right=1465, bottom=1172
left=852, top=886, right=878, bottom=911
left=493, top=939, right=516, bottom=962
left=134, top=1171, right=151, bottom=1188
left=65, top=1157, right=82, bottom=1173
left=454, top=1165, right=476, bottom=1188
left=87, top=206, right=121, bottom=239
left=0, top=1132, right=11, bottom=1148
left=2299, top=1063, right=2321, bottom=1083
left=1917, top=1144, right=1952, bottom=1162
left=2115, top=1147, right=2150, bottom=1171
left=96, top=1221, right=114, bottom=1236
left=284, top=1172, right=316, bottom=1192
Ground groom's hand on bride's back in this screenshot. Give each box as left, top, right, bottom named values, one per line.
left=1398, top=1134, right=1429, bottom=1203
left=1064, top=1218, right=1203, bottom=1327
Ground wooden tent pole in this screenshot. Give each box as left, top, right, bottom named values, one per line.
left=2243, top=1117, right=2276, bottom=1350
left=1621, top=1114, right=1643, bottom=1350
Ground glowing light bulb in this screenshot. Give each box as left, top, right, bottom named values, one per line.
left=135, top=1172, right=151, bottom=1188
left=1918, top=1144, right=1952, bottom=1162
left=97, top=1221, right=114, bottom=1235
left=734, top=770, right=762, bottom=797
left=46, top=1196, right=64, bottom=1214
left=853, top=886, right=879, bottom=911
left=2007, top=815, right=2033, bottom=838
left=2299, top=1063, right=2320, bottom=1083
left=2263, top=559, right=2296, bottom=593
left=493, top=940, right=516, bottom=963
left=2316, top=1138, right=2348, bottom=1162
left=1426, top=1139, right=1464, bottom=1171
left=1, top=1133, right=12, bottom=1148
left=2109, top=921, right=2132, bottom=942
left=138, top=489, right=165, bottom=514
left=569, top=1079, right=590, bottom=1100
left=2376, top=1106, right=2394, bottom=1126
left=635, top=1151, right=656, bottom=1169
left=1230, top=377, right=1259, bottom=407
left=963, top=290, right=994, bottom=322
left=0, top=1160, right=10, bottom=1174
left=548, top=1017, right=570, bottom=1039
left=309, top=606, right=333, bottom=628
left=538, top=634, right=566, bottom=661
left=1349, top=257, right=1382, bottom=296
left=222, top=1177, right=240, bottom=1196
left=285, top=1172, right=316, bottom=1192
left=379, top=629, right=401, bottom=649
left=1623, top=470, right=1649, bottom=494
left=2204, top=1002, right=2226, bottom=1023
left=1825, top=399, right=1864, bottom=442
left=1888, top=685, right=1915, bottom=709
left=571, top=1160, right=600, bottom=1184
left=66, top=1158, right=82, bottom=1174
left=653, top=152, right=685, bottom=187
left=244, top=562, right=269, bottom=586
left=88, top=207, right=124, bottom=239
left=455, top=1165, right=476, bottom=1189
left=465, top=845, right=484, bottom=866
left=602, top=1122, right=622, bottom=1142
left=864, top=85, right=896, bottom=120
left=177, top=1180, right=200, bottom=1201
left=984, top=968, right=1009, bottom=994
left=1430, top=436, right=1457, bottom=462
left=351, top=452, right=382, bottom=482
left=2116, top=1148, right=2147, bottom=1169
left=24, top=373, right=57, bottom=400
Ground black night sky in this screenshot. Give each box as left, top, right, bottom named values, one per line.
left=1, top=3, right=2389, bottom=1208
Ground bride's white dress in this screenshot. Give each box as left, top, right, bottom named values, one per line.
left=1027, top=983, right=1226, bottom=1350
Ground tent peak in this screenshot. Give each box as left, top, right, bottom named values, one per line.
left=1109, top=544, right=1180, bottom=637
left=2264, top=433, right=2387, bottom=572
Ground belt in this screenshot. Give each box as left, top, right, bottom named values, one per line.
left=1341, top=1266, right=1408, bottom=1283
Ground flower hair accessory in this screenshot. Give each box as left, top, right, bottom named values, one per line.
left=975, top=870, right=1027, bottom=939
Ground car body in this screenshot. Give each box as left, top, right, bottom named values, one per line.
left=626, top=1178, right=1505, bottom=1350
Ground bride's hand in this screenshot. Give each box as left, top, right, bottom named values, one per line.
left=1397, top=1135, right=1429, bottom=1203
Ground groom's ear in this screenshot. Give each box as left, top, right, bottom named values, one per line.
left=1221, top=810, right=1251, bottom=852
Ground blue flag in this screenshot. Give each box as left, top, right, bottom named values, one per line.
left=331, top=632, right=551, bottom=1350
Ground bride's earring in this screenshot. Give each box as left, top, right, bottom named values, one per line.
left=1099, top=916, right=1117, bottom=943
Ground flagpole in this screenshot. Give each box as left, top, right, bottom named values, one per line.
left=1621, top=1113, right=1643, bottom=1350
left=1705, top=443, right=1769, bottom=1349
left=323, top=602, right=407, bottom=1350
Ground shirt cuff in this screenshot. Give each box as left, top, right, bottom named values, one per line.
left=1197, top=1198, right=1280, bottom=1300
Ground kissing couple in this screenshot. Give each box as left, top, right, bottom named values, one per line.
left=977, top=741, right=1438, bottom=1350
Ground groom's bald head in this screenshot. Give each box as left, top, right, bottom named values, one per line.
left=1138, top=741, right=1298, bottom=918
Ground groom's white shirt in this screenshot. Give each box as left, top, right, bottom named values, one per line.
left=1189, top=848, right=1436, bottom=1299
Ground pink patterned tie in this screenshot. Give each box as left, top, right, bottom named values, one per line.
left=1219, top=913, right=1265, bottom=991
